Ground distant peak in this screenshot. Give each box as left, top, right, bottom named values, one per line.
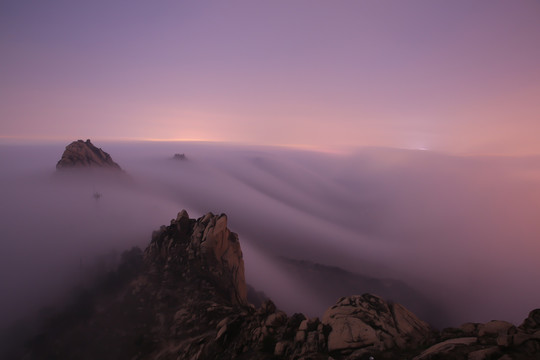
left=56, top=139, right=122, bottom=170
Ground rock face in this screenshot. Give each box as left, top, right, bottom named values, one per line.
left=14, top=210, right=540, bottom=360
left=145, top=210, right=247, bottom=306
left=322, top=294, right=433, bottom=354
left=56, top=139, right=122, bottom=170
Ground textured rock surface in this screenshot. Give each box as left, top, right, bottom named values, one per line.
left=322, top=294, right=433, bottom=353
left=56, top=139, right=122, bottom=170
left=145, top=210, right=247, bottom=306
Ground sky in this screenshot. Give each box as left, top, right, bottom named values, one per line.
left=1, top=0, right=540, bottom=154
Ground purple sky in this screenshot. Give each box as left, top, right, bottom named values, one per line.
left=1, top=1, right=540, bottom=154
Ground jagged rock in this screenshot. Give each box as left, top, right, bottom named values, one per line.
left=322, top=294, right=433, bottom=353
left=56, top=139, right=122, bottom=170
left=145, top=210, right=247, bottom=306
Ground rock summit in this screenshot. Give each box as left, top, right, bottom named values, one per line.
left=56, top=139, right=122, bottom=170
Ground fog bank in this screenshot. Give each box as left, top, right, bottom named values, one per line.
left=1, top=141, right=540, bottom=330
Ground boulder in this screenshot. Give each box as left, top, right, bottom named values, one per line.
left=467, top=346, right=500, bottom=360
left=520, top=309, right=540, bottom=332
left=478, top=320, right=514, bottom=337
left=460, top=322, right=481, bottom=336
left=322, top=294, right=433, bottom=353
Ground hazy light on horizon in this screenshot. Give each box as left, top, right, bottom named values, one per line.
left=1, top=1, right=540, bottom=154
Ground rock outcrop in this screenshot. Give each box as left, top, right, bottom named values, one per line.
left=14, top=210, right=540, bottom=360
left=56, top=139, right=122, bottom=170
left=413, top=311, right=540, bottom=360
left=173, top=153, right=187, bottom=160
left=145, top=210, right=247, bottom=306
left=322, top=294, right=433, bottom=355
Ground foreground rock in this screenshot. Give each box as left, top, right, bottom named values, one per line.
left=322, top=294, right=433, bottom=355
left=56, top=139, right=122, bottom=170
left=14, top=210, right=540, bottom=360
left=413, top=313, right=540, bottom=360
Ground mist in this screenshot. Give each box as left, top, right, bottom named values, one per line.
left=1, top=141, right=540, bottom=332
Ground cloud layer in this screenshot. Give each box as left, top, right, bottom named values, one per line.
left=1, top=142, right=540, bottom=330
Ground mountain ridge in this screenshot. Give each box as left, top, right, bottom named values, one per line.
left=10, top=210, right=540, bottom=360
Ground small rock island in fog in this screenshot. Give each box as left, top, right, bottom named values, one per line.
left=173, top=153, right=187, bottom=161
left=56, top=139, right=122, bottom=170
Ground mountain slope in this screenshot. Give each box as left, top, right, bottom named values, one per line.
left=15, top=210, right=540, bottom=360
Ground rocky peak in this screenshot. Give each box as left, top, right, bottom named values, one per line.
left=56, top=139, right=122, bottom=170
left=145, top=210, right=248, bottom=306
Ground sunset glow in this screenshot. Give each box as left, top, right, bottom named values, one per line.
left=1, top=1, right=539, bottom=155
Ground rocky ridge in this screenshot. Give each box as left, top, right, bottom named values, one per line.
left=19, top=211, right=540, bottom=360
left=56, top=139, right=122, bottom=170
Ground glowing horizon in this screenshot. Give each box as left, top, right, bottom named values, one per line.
left=1, top=1, right=539, bottom=155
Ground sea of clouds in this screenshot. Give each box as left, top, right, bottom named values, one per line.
left=1, top=141, right=540, bottom=332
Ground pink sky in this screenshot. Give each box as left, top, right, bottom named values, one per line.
left=1, top=1, right=539, bottom=154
